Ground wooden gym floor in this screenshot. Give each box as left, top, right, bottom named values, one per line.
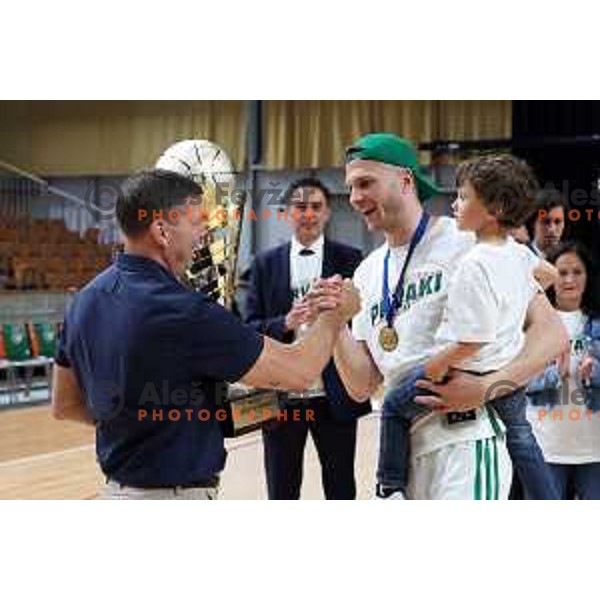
left=0, top=403, right=379, bottom=500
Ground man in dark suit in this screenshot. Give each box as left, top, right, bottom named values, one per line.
left=246, top=177, right=370, bottom=499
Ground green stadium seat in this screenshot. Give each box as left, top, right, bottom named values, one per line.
left=2, top=323, right=31, bottom=362
left=0, top=322, right=56, bottom=407
left=32, top=322, right=58, bottom=358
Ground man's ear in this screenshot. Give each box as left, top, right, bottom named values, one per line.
left=403, top=170, right=417, bottom=194
left=386, top=167, right=409, bottom=194
left=149, top=220, right=169, bottom=248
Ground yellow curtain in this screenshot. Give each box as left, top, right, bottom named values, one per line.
left=264, top=100, right=512, bottom=169
left=0, top=101, right=246, bottom=176
left=0, top=100, right=513, bottom=175
left=434, top=100, right=512, bottom=141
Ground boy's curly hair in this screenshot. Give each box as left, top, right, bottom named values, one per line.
left=455, top=154, right=539, bottom=228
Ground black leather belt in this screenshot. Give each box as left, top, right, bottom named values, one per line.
left=107, top=475, right=220, bottom=490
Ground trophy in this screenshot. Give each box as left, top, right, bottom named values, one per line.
left=156, top=140, right=279, bottom=437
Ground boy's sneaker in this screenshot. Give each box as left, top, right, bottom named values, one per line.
left=375, top=484, right=406, bottom=500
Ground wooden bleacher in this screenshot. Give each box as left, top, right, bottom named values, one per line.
left=0, top=216, right=113, bottom=291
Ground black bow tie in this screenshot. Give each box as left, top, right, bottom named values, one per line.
left=299, top=248, right=315, bottom=256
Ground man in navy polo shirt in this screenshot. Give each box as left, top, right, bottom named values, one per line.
left=51, top=169, right=360, bottom=500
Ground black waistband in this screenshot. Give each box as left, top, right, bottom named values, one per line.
left=454, top=368, right=498, bottom=377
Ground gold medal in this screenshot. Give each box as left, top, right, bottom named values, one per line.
left=379, top=326, right=399, bottom=352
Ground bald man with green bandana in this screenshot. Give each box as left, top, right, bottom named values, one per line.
left=309, top=133, right=567, bottom=499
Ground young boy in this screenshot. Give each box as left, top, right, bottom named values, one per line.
left=377, top=154, right=559, bottom=500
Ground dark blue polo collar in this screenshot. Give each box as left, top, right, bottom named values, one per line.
left=116, top=252, right=179, bottom=282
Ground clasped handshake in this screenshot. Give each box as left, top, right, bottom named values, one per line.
left=284, top=276, right=361, bottom=332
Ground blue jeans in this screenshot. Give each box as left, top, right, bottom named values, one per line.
left=548, top=463, right=600, bottom=499
left=377, top=366, right=559, bottom=499
left=490, top=390, right=558, bottom=500
left=376, top=365, right=433, bottom=491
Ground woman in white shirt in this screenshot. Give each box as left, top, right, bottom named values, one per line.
left=527, top=242, right=600, bottom=499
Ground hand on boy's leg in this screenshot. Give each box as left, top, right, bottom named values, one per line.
left=415, top=368, right=487, bottom=412
left=383, top=364, right=437, bottom=421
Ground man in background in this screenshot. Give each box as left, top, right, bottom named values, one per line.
left=246, top=177, right=369, bottom=499
left=528, top=189, right=568, bottom=257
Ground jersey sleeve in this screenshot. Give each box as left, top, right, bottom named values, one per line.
left=523, top=244, right=542, bottom=271
left=522, top=244, right=545, bottom=297
left=351, top=260, right=370, bottom=342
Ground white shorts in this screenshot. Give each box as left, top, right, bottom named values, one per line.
left=407, top=436, right=512, bottom=500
